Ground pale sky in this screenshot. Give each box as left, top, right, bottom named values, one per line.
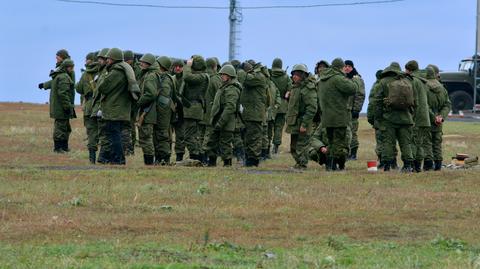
left=0, top=0, right=475, bottom=111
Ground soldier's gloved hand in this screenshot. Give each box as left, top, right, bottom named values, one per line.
left=351, top=111, right=360, bottom=119
left=38, top=83, right=44, bottom=89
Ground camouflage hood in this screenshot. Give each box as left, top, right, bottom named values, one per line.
left=380, top=62, right=403, bottom=78
left=270, top=68, right=286, bottom=77
left=319, top=67, right=343, bottom=81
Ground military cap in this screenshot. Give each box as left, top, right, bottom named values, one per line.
left=192, top=55, right=206, bottom=71
left=344, top=60, right=354, bottom=67
left=425, top=66, right=436, bottom=79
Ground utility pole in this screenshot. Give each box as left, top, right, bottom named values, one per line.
left=228, top=0, right=242, bottom=61
left=474, top=0, right=479, bottom=112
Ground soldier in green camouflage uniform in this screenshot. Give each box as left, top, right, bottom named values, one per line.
left=318, top=58, right=358, bottom=171
left=240, top=61, right=269, bottom=167
left=39, top=55, right=76, bottom=153
left=269, top=58, right=292, bottom=155
left=136, top=53, right=159, bottom=165
left=405, top=60, right=432, bottom=172
left=374, top=62, right=415, bottom=172
left=153, top=56, right=176, bottom=165
left=205, top=65, right=241, bottom=167
left=231, top=60, right=246, bottom=163
left=263, top=75, right=281, bottom=160
left=285, top=64, right=318, bottom=169
left=201, top=57, right=223, bottom=163
left=182, top=55, right=209, bottom=161
left=75, top=52, right=99, bottom=163
left=308, top=126, right=329, bottom=167
left=344, top=60, right=365, bottom=160
left=424, top=66, right=451, bottom=171
left=121, top=50, right=138, bottom=156
left=170, top=60, right=186, bottom=161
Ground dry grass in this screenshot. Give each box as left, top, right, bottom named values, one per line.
left=1, top=102, right=480, bottom=267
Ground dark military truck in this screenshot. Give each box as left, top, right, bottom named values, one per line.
left=439, top=56, right=480, bottom=112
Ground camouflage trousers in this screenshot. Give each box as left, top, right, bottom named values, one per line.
left=375, top=127, right=398, bottom=161
left=53, top=119, right=71, bottom=142
left=326, top=127, right=349, bottom=160
left=183, top=118, right=201, bottom=156
left=138, top=123, right=155, bottom=156
left=350, top=118, right=359, bottom=151
left=121, top=120, right=134, bottom=155
left=412, top=126, right=432, bottom=161
left=154, top=124, right=172, bottom=161
left=83, top=116, right=98, bottom=151
left=244, top=121, right=263, bottom=161
left=262, top=122, right=272, bottom=150
left=272, top=113, right=285, bottom=146
left=290, top=132, right=310, bottom=166
left=198, top=124, right=206, bottom=154
left=425, top=131, right=443, bottom=161
left=382, top=123, right=413, bottom=162
left=171, top=121, right=185, bottom=155
left=205, top=129, right=234, bottom=160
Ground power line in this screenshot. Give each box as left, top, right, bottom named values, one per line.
left=56, top=0, right=404, bottom=10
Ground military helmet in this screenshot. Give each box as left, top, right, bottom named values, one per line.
left=157, top=56, right=172, bottom=70
left=106, top=48, right=124, bottom=61
left=172, top=59, right=184, bottom=67
left=405, top=60, right=419, bottom=71
left=86, top=52, right=96, bottom=61
left=206, top=57, right=217, bottom=69
left=56, top=49, right=70, bottom=60
left=62, top=59, right=75, bottom=67
left=331, top=58, right=345, bottom=70
left=425, top=67, right=436, bottom=79
left=230, top=59, right=241, bottom=68
left=192, top=55, right=206, bottom=71
left=97, top=48, right=110, bottom=58
left=427, top=64, right=440, bottom=75
left=291, top=64, right=308, bottom=75
left=139, top=53, right=156, bottom=65
left=218, top=64, right=237, bottom=78
left=123, top=50, right=135, bottom=61
left=272, top=58, right=283, bottom=69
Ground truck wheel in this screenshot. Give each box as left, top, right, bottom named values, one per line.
left=449, top=91, right=473, bottom=113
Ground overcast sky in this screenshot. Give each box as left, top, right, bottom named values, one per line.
left=0, top=0, right=475, bottom=111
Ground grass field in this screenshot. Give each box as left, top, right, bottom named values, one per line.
left=1, top=102, right=480, bottom=269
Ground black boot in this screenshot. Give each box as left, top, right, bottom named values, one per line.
left=53, top=140, right=62, bottom=153
left=423, top=159, right=434, bottom=171
left=245, top=158, right=259, bottom=167
left=401, top=160, right=413, bottom=173
left=326, top=157, right=336, bottom=171
left=143, top=155, right=154, bottom=165
left=62, top=140, right=70, bottom=152
left=348, top=147, right=358, bottom=160
left=266, top=145, right=272, bottom=159
left=89, top=150, right=96, bottom=164
left=236, top=148, right=245, bottom=163
left=337, top=157, right=346, bottom=171
left=413, top=160, right=422, bottom=173
left=223, top=159, right=232, bottom=167
left=434, top=160, right=442, bottom=171
left=176, top=153, right=184, bottom=162
left=260, top=149, right=268, bottom=161
left=207, top=156, right=217, bottom=167
left=383, top=160, right=391, bottom=172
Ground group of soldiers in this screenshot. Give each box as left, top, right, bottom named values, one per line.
left=38, top=48, right=449, bottom=172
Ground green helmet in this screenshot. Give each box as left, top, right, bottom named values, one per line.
left=86, top=52, right=96, bottom=61
left=157, top=56, right=172, bottom=70
left=231, top=59, right=241, bottom=68
left=291, top=64, right=308, bottom=74
left=425, top=67, right=436, bottom=79
left=218, top=64, right=236, bottom=78
left=139, top=53, right=156, bottom=65
left=123, top=50, right=134, bottom=61
left=97, top=48, right=110, bottom=58
left=62, top=59, right=75, bottom=68
left=405, top=60, right=419, bottom=72
left=331, top=58, right=345, bottom=70
left=427, top=64, right=440, bottom=75
left=192, top=55, right=206, bottom=71
left=172, top=59, right=184, bottom=67
left=106, top=48, right=124, bottom=61
left=206, top=57, right=217, bottom=69
left=272, top=58, right=283, bottom=69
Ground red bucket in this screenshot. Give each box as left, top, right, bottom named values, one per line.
left=367, top=160, right=377, bottom=172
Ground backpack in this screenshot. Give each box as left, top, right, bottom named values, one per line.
left=386, top=75, right=414, bottom=110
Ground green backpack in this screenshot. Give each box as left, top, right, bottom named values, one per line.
left=386, top=75, right=414, bottom=110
